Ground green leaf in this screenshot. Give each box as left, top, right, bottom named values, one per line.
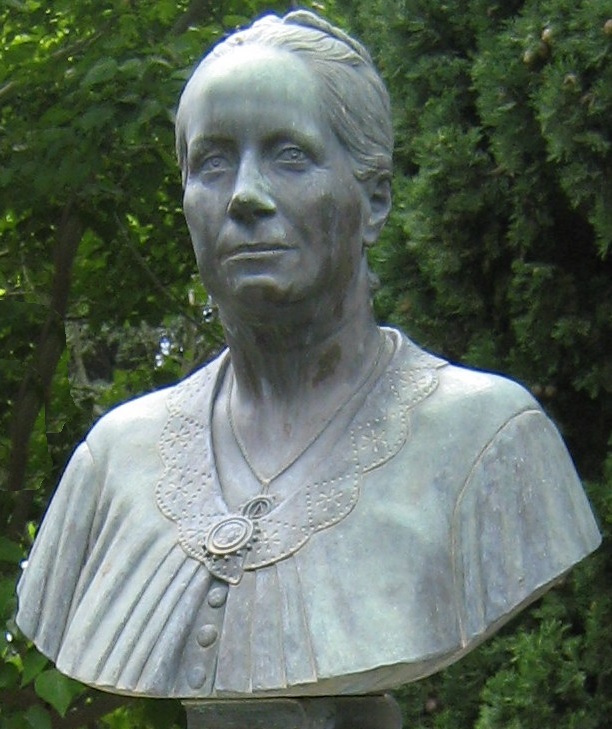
left=2, top=710, right=30, bottom=729
left=0, top=576, right=17, bottom=621
left=78, top=105, right=115, bottom=132
left=21, top=649, right=48, bottom=686
left=25, top=705, right=52, bottom=729
left=34, top=669, right=84, bottom=717
left=81, top=58, right=119, bottom=88
left=0, top=536, right=23, bottom=564
left=0, top=662, right=20, bottom=689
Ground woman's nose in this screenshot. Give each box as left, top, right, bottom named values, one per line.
left=227, top=157, right=276, bottom=222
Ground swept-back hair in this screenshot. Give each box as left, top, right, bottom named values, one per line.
left=175, top=10, right=393, bottom=183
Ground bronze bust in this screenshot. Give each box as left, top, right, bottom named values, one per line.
left=17, top=10, right=600, bottom=705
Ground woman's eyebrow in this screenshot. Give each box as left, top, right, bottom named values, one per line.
left=188, top=134, right=231, bottom=154
left=263, top=128, right=326, bottom=160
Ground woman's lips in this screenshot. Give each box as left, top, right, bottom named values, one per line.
left=221, top=242, right=293, bottom=261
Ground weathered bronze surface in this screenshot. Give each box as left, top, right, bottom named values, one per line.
left=16, top=8, right=600, bottom=716
left=184, top=696, right=402, bottom=729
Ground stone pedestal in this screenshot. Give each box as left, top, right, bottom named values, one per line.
left=183, top=695, right=402, bottom=729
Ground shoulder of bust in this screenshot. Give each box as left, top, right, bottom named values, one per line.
left=390, top=329, right=539, bottom=420
left=437, top=362, right=537, bottom=410
left=90, top=384, right=171, bottom=436
left=431, top=365, right=541, bottom=443
left=85, top=351, right=225, bottom=453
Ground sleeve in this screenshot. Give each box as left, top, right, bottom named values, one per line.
left=16, top=441, right=99, bottom=661
left=452, top=409, right=601, bottom=647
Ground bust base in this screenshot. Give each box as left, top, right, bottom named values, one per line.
left=183, top=695, right=402, bottom=729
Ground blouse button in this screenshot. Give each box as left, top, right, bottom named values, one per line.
left=186, top=664, right=206, bottom=689
left=196, top=624, right=218, bottom=647
left=208, top=586, right=228, bottom=608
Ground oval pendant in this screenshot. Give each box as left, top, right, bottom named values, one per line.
left=205, top=515, right=254, bottom=555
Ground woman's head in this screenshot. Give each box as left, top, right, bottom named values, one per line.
left=176, top=10, right=393, bottom=183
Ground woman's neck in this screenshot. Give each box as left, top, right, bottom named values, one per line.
left=214, top=296, right=386, bottom=482
left=222, top=298, right=382, bottom=407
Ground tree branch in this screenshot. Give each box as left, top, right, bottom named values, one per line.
left=5, top=206, right=83, bottom=537
left=171, top=0, right=218, bottom=36
left=113, top=213, right=223, bottom=343
left=0, top=80, right=17, bottom=102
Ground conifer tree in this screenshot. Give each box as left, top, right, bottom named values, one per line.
left=339, top=0, right=612, bottom=726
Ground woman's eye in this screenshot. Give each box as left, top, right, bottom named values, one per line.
left=201, top=154, right=229, bottom=173
left=276, top=147, right=309, bottom=166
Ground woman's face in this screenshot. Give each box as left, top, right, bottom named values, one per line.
left=180, top=45, right=375, bottom=325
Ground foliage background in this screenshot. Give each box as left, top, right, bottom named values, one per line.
left=1, top=0, right=610, bottom=727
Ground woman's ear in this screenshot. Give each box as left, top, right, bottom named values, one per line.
left=363, top=175, right=392, bottom=247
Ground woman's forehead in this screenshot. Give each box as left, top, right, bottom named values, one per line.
left=185, top=44, right=315, bottom=105
left=179, top=46, right=330, bottom=142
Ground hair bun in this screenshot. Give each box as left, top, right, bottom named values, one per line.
left=282, top=9, right=373, bottom=64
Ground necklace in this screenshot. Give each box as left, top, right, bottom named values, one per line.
left=226, top=332, right=387, bottom=497
left=156, top=329, right=442, bottom=580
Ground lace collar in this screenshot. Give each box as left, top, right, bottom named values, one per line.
left=156, top=330, right=444, bottom=584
